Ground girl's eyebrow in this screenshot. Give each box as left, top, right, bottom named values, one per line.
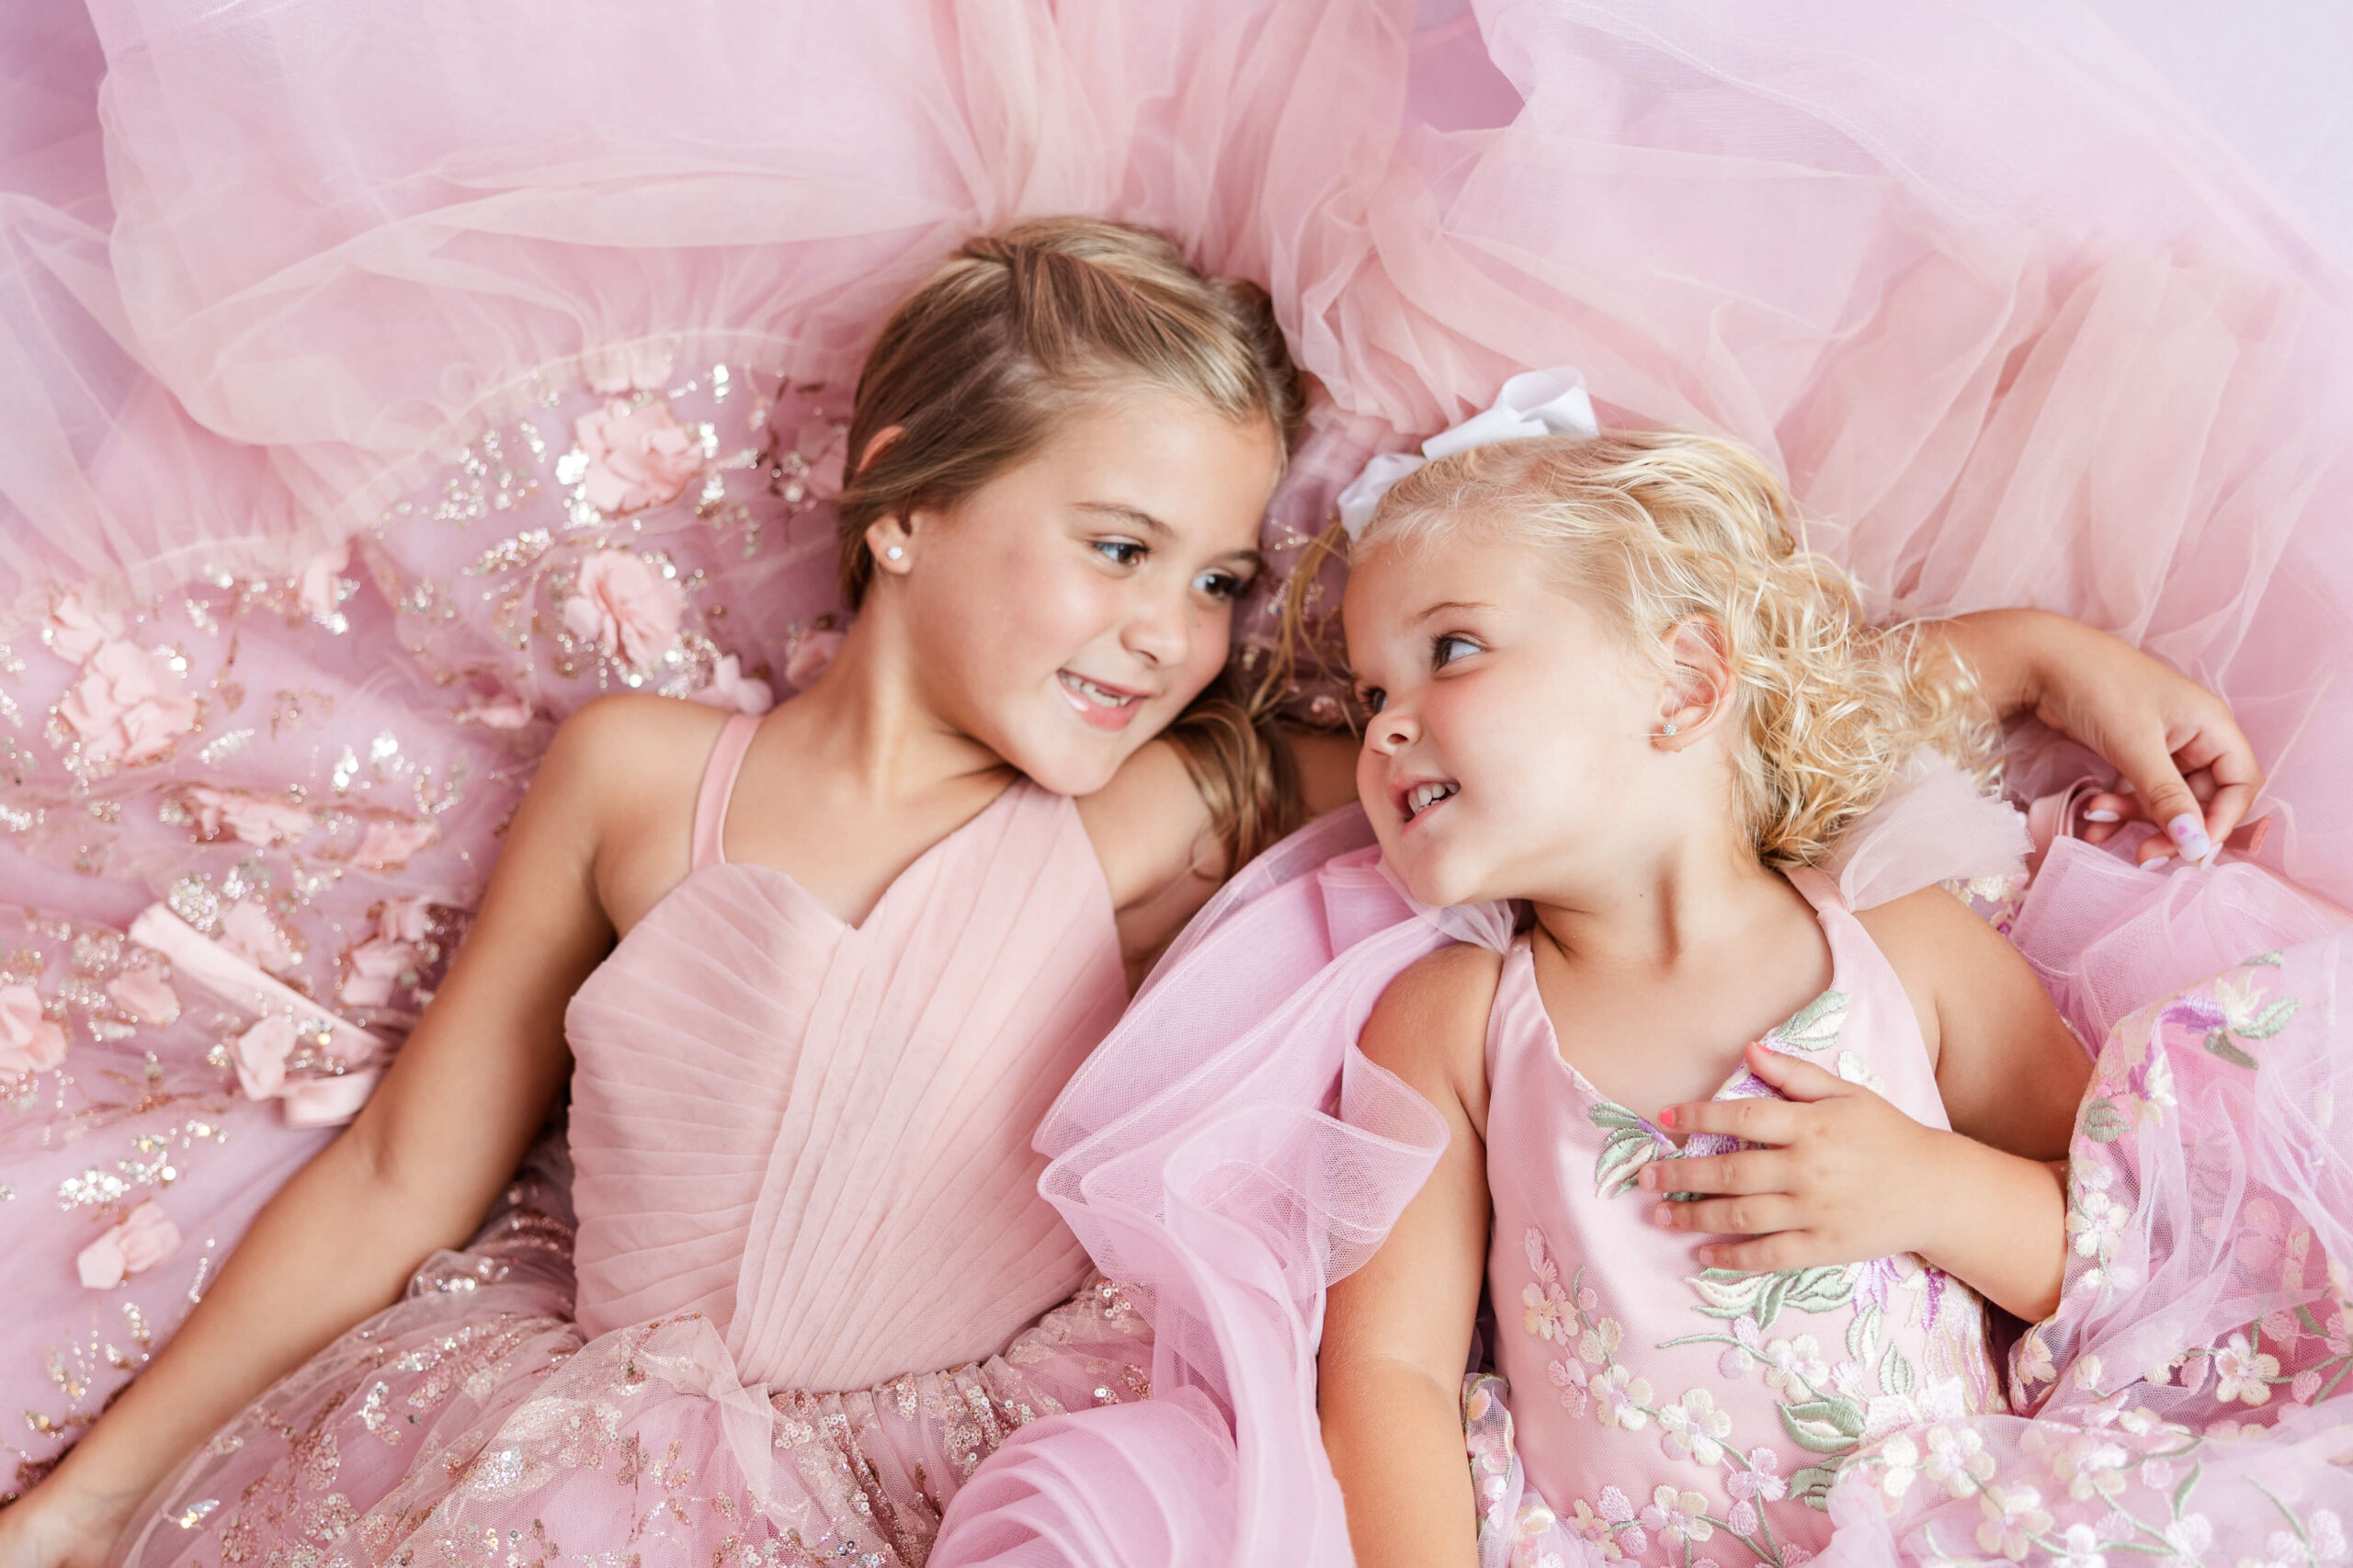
left=1073, top=500, right=1171, bottom=538
left=1410, top=598, right=1494, bottom=624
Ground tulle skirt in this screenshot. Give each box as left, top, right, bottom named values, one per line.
left=112, top=1143, right=1157, bottom=1568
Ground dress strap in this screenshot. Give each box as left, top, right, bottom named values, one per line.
left=690, top=712, right=763, bottom=870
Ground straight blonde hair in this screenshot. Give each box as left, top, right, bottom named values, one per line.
left=835, top=218, right=1307, bottom=867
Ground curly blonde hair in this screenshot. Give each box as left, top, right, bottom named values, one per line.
left=1357, top=430, right=1991, bottom=868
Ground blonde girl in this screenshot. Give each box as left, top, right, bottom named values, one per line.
left=1322, top=431, right=2097, bottom=1568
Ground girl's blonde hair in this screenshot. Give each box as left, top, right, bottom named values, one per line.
left=1358, top=431, right=1990, bottom=869
left=835, top=217, right=1307, bottom=867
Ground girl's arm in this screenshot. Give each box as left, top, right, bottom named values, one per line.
left=1319, top=944, right=1501, bottom=1568
left=0, top=702, right=648, bottom=1552
left=1650, top=888, right=2089, bottom=1322
left=1936, top=608, right=2263, bottom=860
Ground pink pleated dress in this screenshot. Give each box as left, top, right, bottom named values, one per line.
left=119, top=713, right=1154, bottom=1566
left=1472, top=870, right=2002, bottom=1568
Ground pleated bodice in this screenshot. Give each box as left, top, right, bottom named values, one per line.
left=563, top=715, right=1126, bottom=1392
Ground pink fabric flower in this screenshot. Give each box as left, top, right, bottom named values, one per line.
left=379, top=895, right=435, bottom=944
left=458, top=694, right=534, bottom=729
left=574, top=400, right=701, bottom=514
left=561, top=550, right=685, bottom=671
left=280, top=1068, right=381, bottom=1129
left=582, top=341, right=675, bottom=395
left=107, top=969, right=181, bottom=1028
left=784, top=629, right=844, bottom=690
left=186, top=786, right=314, bottom=846
left=59, top=641, right=200, bottom=766
left=0, top=984, right=67, bottom=1074
left=338, top=936, right=417, bottom=1008
left=75, top=1201, right=180, bottom=1290
left=355, top=818, right=438, bottom=871
left=219, top=899, right=299, bottom=973
left=48, top=591, right=125, bottom=665
left=688, top=653, right=774, bottom=715
left=295, top=540, right=351, bottom=621
left=231, top=1013, right=297, bottom=1100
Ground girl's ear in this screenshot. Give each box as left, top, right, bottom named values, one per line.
left=863, top=512, right=915, bottom=578
left=856, top=424, right=906, bottom=479
left=1653, top=615, right=1733, bottom=747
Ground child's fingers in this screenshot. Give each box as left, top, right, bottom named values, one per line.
left=1695, top=1232, right=1821, bottom=1273
left=1651, top=1195, right=1798, bottom=1237
left=1637, top=1150, right=1783, bottom=1196
left=1738, top=1043, right=1849, bottom=1103
left=1661, top=1096, right=1804, bottom=1146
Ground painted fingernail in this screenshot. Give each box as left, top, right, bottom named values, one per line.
left=1657, top=1106, right=1676, bottom=1130
left=2083, top=809, right=2120, bottom=824
left=2165, top=813, right=2212, bottom=863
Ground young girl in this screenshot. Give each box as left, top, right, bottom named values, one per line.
left=1315, top=429, right=2103, bottom=1567
left=0, top=220, right=2265, bottom=1562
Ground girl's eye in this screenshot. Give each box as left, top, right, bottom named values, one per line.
left=1433, top=633, right=1482, bottom=668
left=1192, top=570, right=1248, bottom=601
left=1356, top=686, right=1387, bottom=715
left=1094, top=539, right=1145, bottom=567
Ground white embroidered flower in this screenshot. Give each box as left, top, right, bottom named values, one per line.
left=1975, top=1483, right=2053, bottom=1562
left=2067, top=1187, right=2128, bottom=1259
left=1592, top=1365, right=1652, bottom=1431
left=2312, top=1508, right=2347, bottom=1564
left=1725, top=1448, right=1786, bottom=1505
left=1637, top=1486, right=1712, bottom=1548
left=2212, top=1331, right=2280, bottom=1406
left=1578, top=1316, right=1625, bottom=1368
left=1657, top=1389, right=1732, bottom=1465
left=2052, top=1521, right=2107, bottom=1568
left=1718, top=1315, right=1765, bottom=1377
left=2160, top=1513, right=2212, bottom=1556
left=2046, top=1431, right=2130, bottom=1505
left=1922, top=1425, right=1995, bottom=1497
left=1762, top=1334, right=1826, bottom=1394
left=1874, top=1432, right=1921, bottom=1502
left=1524, top=1277, right=1574, bottom=1342
left=2014, top=1324, right=2057, bottom=1387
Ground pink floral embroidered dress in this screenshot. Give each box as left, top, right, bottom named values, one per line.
left=1476, top=869, right=2000, bottom=1568
left=114, top=712, right=1155, bottom=1565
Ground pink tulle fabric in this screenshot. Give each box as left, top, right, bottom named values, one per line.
left=0, top=0, right=2350, bottom=1561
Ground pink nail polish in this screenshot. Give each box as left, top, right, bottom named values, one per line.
left=1657, top=1106, right=1676, bottom=1130
left=2165, top=812, right=2212, bottom=863
left=2083, top=809, right=2120, bottom=824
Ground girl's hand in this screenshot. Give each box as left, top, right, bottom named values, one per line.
left=1640, top=1044, right=1948, bottom=1272
left=1942, top=609, right=2263, bottom=866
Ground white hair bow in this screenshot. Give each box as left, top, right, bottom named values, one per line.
left=1334, top=369, right=1598, bottom=540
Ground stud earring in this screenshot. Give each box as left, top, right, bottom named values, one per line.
left=884, top=545, right=905, bottom=562
left=1654, top=720, right=1678, bottom=737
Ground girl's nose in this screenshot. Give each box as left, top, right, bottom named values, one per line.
left=1370, top=707, right=1417, bottom=752
left=1122, top=587, right=1191, bottom=669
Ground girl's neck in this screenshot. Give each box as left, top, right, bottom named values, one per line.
left=773, top=612, right=1015, bottom=807
left=1527, top=831, right=1799, bottom=977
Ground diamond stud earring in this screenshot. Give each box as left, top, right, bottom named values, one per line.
left=885, top=545, right=905, bottom=562
left=1655, top=720, right=1678, bottom=737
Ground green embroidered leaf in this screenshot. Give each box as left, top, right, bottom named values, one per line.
left=1880, top=1343, right=1915, bottom=1398
left=2172, top=1463, right=2201, bottom=1516
left=2241, top=997, right=2301, bottom=1040
left=2245, top=951, right=2285, bottom=969
left=1778, top=1399, right=1864, bottom=1452
left=1782, top=1266, right=1859, bottom=1317
left=1790, top=1464, right=1844, bottom=1510
left=1594, top=1127, right=1663, bottom=1199
left=1774, top=990, right=1849, bottom=1052
left=1588, top=1104, right=1646, bottom=1132
left=1846, top=1302, right=1881, bottom=1364
left=1689, top=1269, right=1769, bottom=1320
left=2081, top=1097, right=2130, bottom=1143
left=2204, top=1030, right=2259, bottom=1070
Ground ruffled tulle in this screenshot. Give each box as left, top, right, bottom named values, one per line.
left=1, top=0, right=2352, bottom=1560
left=1023, top=776, right=2353, bottom=1565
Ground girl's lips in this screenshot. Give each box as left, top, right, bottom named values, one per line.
left=1057, top=669, right=1147, bottom=731
left=1392, top=777, right=1461, bottom=827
